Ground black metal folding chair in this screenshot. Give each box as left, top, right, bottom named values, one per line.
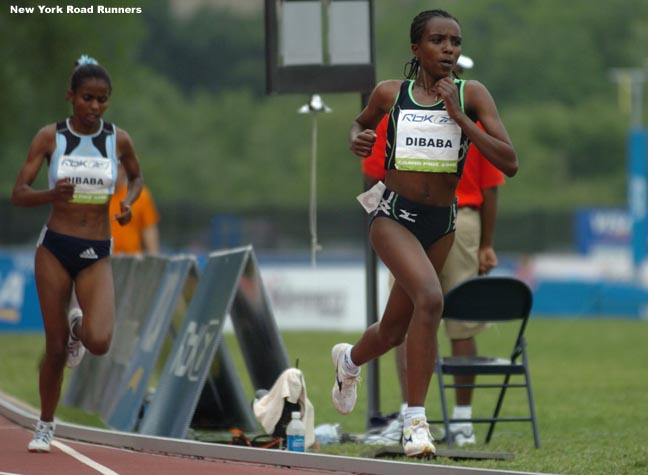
left=434, top=276, right=540, bottom=448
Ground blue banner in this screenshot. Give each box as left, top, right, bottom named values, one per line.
left=628, top=129, right=648, bottom=268
left=0, top=251, right=42, bottom=332
left=573, top=208, right=631, bottom=254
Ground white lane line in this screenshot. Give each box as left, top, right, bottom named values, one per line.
left=51, top=440, right=121, bottom=475
left=0, top=472, right=25, bottom=475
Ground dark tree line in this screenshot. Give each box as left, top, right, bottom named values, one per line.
left=1, top=0, right=647, bottom=216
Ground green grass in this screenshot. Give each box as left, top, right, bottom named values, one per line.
left=1, top=319, right=647, bottom=474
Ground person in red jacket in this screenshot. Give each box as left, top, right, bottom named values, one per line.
left=362, top=54, right=505, bottom=448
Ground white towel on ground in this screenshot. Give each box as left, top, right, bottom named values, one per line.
left=252, top=368, right=315, bottom=447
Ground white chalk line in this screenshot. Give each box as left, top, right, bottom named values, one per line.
left=51, top=440, right=121, bottom=475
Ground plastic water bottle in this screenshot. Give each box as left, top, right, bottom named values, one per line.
left=285, top=411, right=306, bottom=452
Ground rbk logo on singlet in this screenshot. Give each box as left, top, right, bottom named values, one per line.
left=401, top=113, right=456, bottom=125
left=61, top=158, right=111, bottom=169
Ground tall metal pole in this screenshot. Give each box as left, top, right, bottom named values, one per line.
left=299, top=94, right=331, bottom=268
left=309, top=113, right=320, bottom=267
left=363, top=0, right=379, bottom=429
left=364, top=198, right=380, bottom=426
left=361, top=92, right=381, bottom=427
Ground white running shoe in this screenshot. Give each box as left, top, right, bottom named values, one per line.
left=450, top=424, right=476, bottom=447
left=66, top=308, right=85, bottom=368
left=364, top=415, right=404, bottom=446
left=28, top=420, right=55, bottom=453
left=402, top=418, right=436, bottom=457
left=331, top=343, right=361, bottom=415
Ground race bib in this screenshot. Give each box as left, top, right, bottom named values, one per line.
left=56, top=155, right=115, bottom=204
left=394, top=109, right=462, bottom=172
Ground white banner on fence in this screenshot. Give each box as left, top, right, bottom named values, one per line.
left=255, top=263, right=390, bottom=332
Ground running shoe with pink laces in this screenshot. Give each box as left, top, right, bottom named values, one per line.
left=402, top=418, right=436, bottom=457
left=66, top=308, right=85, bottom=368
left=331, top=343, right=361, bottom=415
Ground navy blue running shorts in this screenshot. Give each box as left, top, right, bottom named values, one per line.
left=371, top=188, right=457, bottom=249
left=37, top=226, right=112, bottom=279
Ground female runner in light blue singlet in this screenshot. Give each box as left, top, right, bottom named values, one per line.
left=12, top=55, right=143, bottom=453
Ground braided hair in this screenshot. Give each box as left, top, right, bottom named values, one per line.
left=403, top=9, right=460, bottom=80
left=70, top=55, right=112, bottom=94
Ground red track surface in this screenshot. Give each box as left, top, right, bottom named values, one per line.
left=0, top=414, right=351, bottom=475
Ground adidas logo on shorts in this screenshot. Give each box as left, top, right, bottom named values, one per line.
left=80, top=247, right=98, bottom=259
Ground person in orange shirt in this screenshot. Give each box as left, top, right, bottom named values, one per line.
left=362, top=54, right=505, bottom=448
left=109, top=163, right=160, bottom=254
